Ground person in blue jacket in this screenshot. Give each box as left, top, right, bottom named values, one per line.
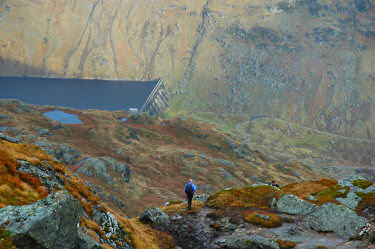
left=184, top=178, right=197, bottom=210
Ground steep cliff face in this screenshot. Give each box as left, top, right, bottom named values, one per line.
left=0, top=0, right=374, bottom=138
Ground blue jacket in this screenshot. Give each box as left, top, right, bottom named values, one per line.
left=184, top=183, right=197, bottom=193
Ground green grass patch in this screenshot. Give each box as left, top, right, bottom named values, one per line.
left=353, top=179, right=373, bottom=189
left=0, top=228, right=17, bottom=249
left=313, top=185, right=349, bottom=198
left=312, top=185, right=350, bottom=205
left=166, top=200, right=184, bottom=206
left=281, top=134, right=331, bottom=150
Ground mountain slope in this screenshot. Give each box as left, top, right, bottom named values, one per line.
left=0, top=138, right=173, bottom=249
left=0, top=100, right=335, bottom=217
left=0, top=0, right=374, bottom=139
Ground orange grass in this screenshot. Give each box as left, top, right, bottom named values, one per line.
left=161, top=200, right=204, bottom=215
left=0, top=148, right=48, bottom=207
left=80, top=217, right=102, bottom=242
left=207, top=185, right=280, bottom=209
left=356, top=192, right=375, bottom=216
left=0, top=140, right=175, bottom=249
left=280, top=179, right=337, bottom=200
left=118, top=218, right=174, bottom=249
left=277, top=239, right=296, bottom=249
left=244, top=211, right=282, bottom=228
left=0, top=140, right=100, bottom=216
left=65, top=176, right=100, bottom=217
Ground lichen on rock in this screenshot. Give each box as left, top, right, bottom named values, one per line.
left=275, top=194, right=318, bottom=215
left=304, top=202, right=368, bottom=238
left=0, top=191, right=83, bottom=249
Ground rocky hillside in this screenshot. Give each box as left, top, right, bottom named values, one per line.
left=0, top=100, right=334, bottom=217
left=143, top=175, right=375, bottom=249
left=1, top=132, right=375, bottom=248
left=0, top=138, right=174, bottom=249
left=0, top=0, right=374, bottom=139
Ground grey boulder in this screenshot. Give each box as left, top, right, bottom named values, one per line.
left=0, top=133, right=20, bottom=143
left=275, top=194, right=318, bottom=215
left=220, top=234, right=280, bottom=249
left=0, top=191, right=83, bottom=249
left=338, top=174, right=364, bottom=187
left=193, top=194, right=208, bottom=203
left=304, top=203, right=368, bottom=238
left=336, top=191, right=362, bottom=210
left=77, top=231, right=104, bottom=249
left=140, top=207, right=170, bottom=224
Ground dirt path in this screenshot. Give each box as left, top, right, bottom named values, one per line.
left=170, top=109, right=375, bottom=144
left=235, top=116, right=375, bottom=144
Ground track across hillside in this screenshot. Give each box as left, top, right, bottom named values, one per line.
left=171, top=109, right=375, bottom=144
left=235, top=116, right=375, bottom=144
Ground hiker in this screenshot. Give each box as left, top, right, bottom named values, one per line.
left=269, top=180, right=279, bottom=188
left=184, top=179, right=197, bottom=210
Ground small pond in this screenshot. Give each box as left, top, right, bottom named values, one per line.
left=43, top=111, right=82, bottom=124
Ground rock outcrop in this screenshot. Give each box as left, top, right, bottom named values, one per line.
left=304, top=203, right=368, bottom=238
left=275, top=194, right=318, bottom=215
left=91, top=208, right=134, bottom=249
left=140, top=207, right=170, bottom=225
left=0, top=191, right=83, bottom=249
left=221, top=234, right=280, bottom=249
left=34, top=140, right=80, bottom=164
left=17, top=160, right=65, bottom=192
left=76, top=231, right=105, bottom=249
left=77, top=157, right=131, bottom=185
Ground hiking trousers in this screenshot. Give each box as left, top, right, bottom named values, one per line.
left=186, top=192, right=194, bottom=209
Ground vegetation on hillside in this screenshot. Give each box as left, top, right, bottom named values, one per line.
left=0, top=140, right=174, bottom=249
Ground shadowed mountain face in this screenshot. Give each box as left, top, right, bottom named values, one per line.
left=0, top=0, right=374, bottom=138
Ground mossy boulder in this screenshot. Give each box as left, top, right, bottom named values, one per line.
left=244, top=211, right=282, bottom=228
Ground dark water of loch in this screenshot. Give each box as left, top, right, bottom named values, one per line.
left=0, top=77, right=159, bottom=111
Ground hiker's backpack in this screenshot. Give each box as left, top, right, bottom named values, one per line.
left=185, top=183, right=193, bottom=194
